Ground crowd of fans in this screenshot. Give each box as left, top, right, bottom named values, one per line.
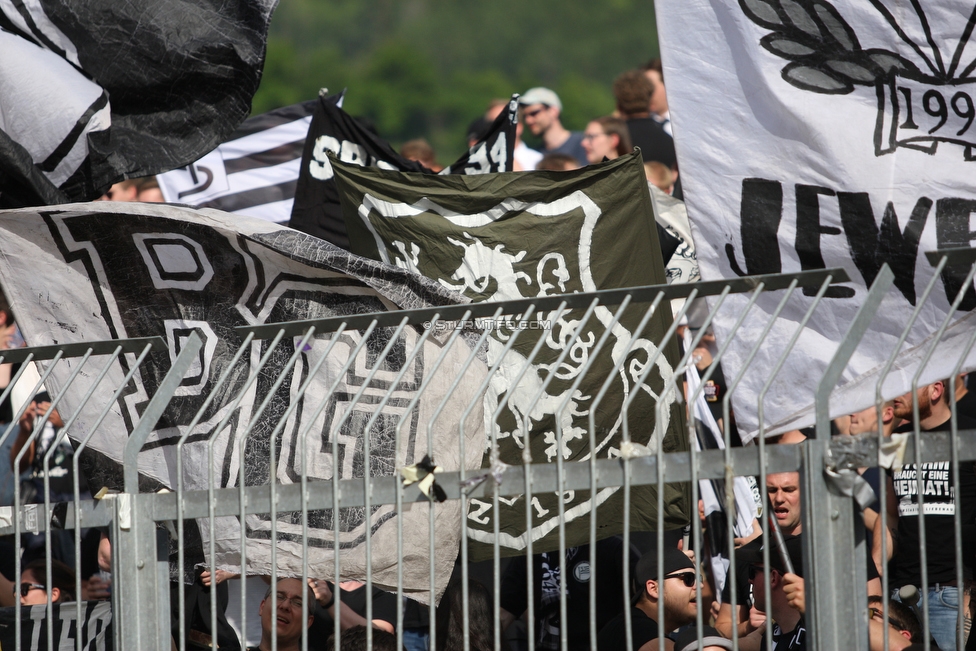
left=0, top=59, right=975, bottom=651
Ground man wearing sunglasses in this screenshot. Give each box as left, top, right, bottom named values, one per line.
left=740, top=535, right=806, bottom=651
left=518, top=88, right=588, bottom=167
left=866, top=595, right=926, bottom=651
left=597, top=546, right=699, bottom=651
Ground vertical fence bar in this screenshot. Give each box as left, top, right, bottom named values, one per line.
left=118, top=333, right=203, bottom=651
left=907, top=255, right=976, bottom=651
left=806, top=265, right=893, bottom=651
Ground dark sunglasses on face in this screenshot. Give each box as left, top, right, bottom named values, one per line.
left=522, top=108, right=546, bottom=119
left=663, top=571, right=698, bottom=587
left=868, top=607, right=907, bottom=632
left=17, top=582, right=45, bottom=597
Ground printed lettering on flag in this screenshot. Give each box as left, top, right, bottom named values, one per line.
left=157, top=102, right=316, bottom=223
left=0, top=202, right=486, bottom=601
left=656, top=0, right=976, bottom=437
left=290, top=92, right=518, bottom=249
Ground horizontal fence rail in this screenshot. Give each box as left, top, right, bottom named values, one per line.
left=2, top=255, right=975, bottom=651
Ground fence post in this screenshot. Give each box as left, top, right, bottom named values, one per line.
left=804, top=265, right=893, bottom=651
left=115, top=332, right=202, bottom=650
left=114, top=495, right=172, bottom=651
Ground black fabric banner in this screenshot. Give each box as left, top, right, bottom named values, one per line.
left=289, top=92, right=517, bottom=249
left=0, top=0, right=277, bottom=206
left=331, top=152, right=690, bottom=559
left=0, top=602, right=113, bottom=651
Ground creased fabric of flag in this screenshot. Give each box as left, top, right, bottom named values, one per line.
left=330, top=151, right=690, bottom=559
left=0, top=0, right=277, bottom=206
left=157, top=101, right=316, bottom=223
left=290, top=92, right=518, bottom=249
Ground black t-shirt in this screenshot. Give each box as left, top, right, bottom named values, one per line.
left=596, top=606, right=660, bottom=651
left=625, top=118, right=676, bottom=168
left=0, top=362, right=20, bottom=423
left=772, top=618, right=807, bottom=650
left=307, top=583, right=398, bottom=650
left=499, top=537, right=639, bottom=651
left=889, top=414, right=976, bottom=587
left=956, top=389, right=976, bottom=420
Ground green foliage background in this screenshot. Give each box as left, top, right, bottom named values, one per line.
left=252, top=0, right=659, bottom=162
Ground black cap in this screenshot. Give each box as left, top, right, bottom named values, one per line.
left=634, top=546, right=695, bottom=586
left=672, top=626, right=734, bottom=651
left=736, top=534, right=803, bottom=577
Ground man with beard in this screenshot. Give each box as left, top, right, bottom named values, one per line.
left=597, top=546, right=698, bottom=651
left=889, top=380, right=976, bottom=651
left=518, top=88, right=588, bottom=166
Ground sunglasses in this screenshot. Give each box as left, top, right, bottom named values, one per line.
left=663, top=571, right=698, bottom=587
left=868, top=606, right=907, bottom=632
left=17, top=582, right=45, bottom=598
left=522, top=107, right=546, bottom=119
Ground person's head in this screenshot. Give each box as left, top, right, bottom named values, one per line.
left=867, top=596, right=920, bottom=651
left=258, top=578, right=313, bottom=649
left=892, top=380, right=950, bottom=425
left=849, top=401, right=896, bottom=436
left=0, top=286, right=13, bottom=329
left=671, top=625, right=734, bottom=651
left=633, top=546, right=698, bottom=629
left=741, top=535, right=803, bottom=613
left=100, top=180, right=140, bottom=202
left=401, top=139, right=441, bottom=171
left=582, top=116, right=631, bottom=164
left=644, top=161, right=674, bottom=194
left=436, top=578, right=493, bottom=651
left=328, top=626, right=399, bottom=651
left=20, top=559, right=75, bottom=605
left=519, top=87, right=563, bottom=137
left=485, top=99, right=523, bottom=142
left=613, top=70, right=654, bottom=118
left=133, top=177, right=164, bottom=202
left=642, top=58, right=669, bottom=117
left=536, top=153, right=580, bottom=171
left=766, top=471, right=801, bottom=535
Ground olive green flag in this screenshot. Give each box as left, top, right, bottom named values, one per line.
left=332, top=151, right=689, bottom=559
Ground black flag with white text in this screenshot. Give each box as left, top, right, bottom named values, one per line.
left=289, top=91, right=517, bottom=248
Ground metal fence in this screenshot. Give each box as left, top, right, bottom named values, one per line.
left=0, top=251, right=975, bottom=651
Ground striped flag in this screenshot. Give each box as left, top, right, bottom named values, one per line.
left=157, top=102, right=316, bottom=223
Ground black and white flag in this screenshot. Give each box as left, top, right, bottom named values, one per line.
left=0, top=0, right=276, bottom=206
left=157, top=101, right=317, bottom=223
left=289, top=92, right=518, bottom=249
left=331, top=152, right=690, bottom=559
left=686, top=361, right=759, bottom=600
left=0, top=602, right=112, bottom=651
left=0, top=202, right=486, bottom=601
left=658, top=0, right=976, bottom=437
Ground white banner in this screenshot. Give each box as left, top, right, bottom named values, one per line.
left=657, top=0, right=976, bottom=438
